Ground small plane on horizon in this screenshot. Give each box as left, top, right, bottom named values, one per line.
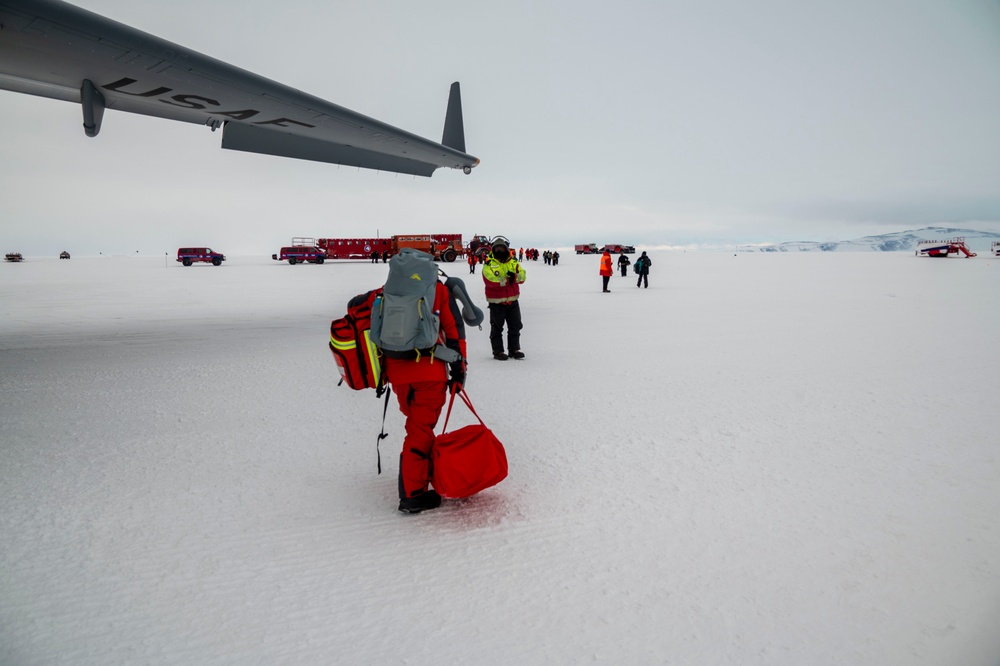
left=0, top=0, right=479, bottom=177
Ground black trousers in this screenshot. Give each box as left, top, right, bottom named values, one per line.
left=488, top=301, right=522, bottom=354
left=620, top=266, right=628, bottom=277
left=602, top=276, right=611, bottom=291
left=636, top=273, right=648, bottom=288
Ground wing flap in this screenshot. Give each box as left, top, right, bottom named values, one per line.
left=0, top=72, right=80, bottom=103
left=221, top=122, right=438, bottom=177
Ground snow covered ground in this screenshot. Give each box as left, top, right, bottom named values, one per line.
left=2, top=251, right=998, bottom=665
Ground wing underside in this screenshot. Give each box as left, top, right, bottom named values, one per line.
left=0, top=0, right=479, bottom=177
left=221, top=123, right=440, bottom=177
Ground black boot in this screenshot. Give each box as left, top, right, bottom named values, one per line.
left=398, top=489, right=442, bottom=514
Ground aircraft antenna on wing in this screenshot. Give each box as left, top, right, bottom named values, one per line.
left=441, top=82, right=466, bottom=154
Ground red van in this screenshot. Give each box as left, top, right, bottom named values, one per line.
left=272, top=245, right=327, bottom=264
left=177, top=247, right=226, bottom=266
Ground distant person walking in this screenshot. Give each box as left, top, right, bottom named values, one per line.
left=634, top=251, right=651, bottom=289
left=600, top=250, right=613, bottom=292
left=617, top=251, right=630, bottom=277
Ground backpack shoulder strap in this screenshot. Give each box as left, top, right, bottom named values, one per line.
left=375, top=385, right=392, bottom=474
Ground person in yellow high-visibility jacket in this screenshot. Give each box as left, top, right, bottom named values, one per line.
left=483, top=238, right=526, bottom=360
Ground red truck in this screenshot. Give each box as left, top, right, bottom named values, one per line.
left=392, top=234, right=464, bottom=262
left=317, top=234, right=466, bottom=262
left=575, top=243, right=599, bottom=254
left=602, top=244, right=636, bottom=254
left=467, top=234, right=492, bottom=260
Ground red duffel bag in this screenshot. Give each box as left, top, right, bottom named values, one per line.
left=431, top=390, right=508, bottom=499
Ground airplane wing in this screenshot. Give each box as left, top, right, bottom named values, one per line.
left=0, top=0, right=479, bottom=177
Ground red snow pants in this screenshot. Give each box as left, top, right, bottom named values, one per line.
left=394, top=380, right=447, bottom=499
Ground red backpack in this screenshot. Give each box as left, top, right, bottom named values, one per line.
left=329, top=289, right=385, bottom=394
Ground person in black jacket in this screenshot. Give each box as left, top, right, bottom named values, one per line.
left=634, top=251, right=652, bottom=288
left=617, top=251, right=631, bottom=277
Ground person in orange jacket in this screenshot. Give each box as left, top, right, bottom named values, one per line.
left=599, top=250, right=613, bottom=292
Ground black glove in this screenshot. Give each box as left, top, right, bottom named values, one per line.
left=448, top=360, right=467, bottom=393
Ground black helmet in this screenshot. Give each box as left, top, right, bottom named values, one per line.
left=491, top=236, right=511, bottom=260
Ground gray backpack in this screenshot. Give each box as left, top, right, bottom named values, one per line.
left=370, top=249, right=461, bottom=362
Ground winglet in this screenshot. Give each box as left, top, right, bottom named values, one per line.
left=441, top=82, right=466, bottom=154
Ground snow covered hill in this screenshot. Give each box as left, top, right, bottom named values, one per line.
left=745, top=226, right=1000, bottom=252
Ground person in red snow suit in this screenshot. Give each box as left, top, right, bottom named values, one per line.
left=390, top=279, right=466, bottom=513
left=599, top=251, right=613, bottom=292
left=361, top=280, right=467, bottom=514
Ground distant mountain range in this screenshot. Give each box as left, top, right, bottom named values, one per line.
left=745, top=227, right=1000, bottom=252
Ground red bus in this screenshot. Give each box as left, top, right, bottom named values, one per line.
left=317, top=234, right=466, bottom=262
left=318, top=237, right=393, bottom=260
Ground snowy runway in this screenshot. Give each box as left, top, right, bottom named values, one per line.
left=2, top=252, right=998, bottom=665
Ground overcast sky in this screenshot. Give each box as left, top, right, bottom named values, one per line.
left=2, top=0, right=999, bottom=255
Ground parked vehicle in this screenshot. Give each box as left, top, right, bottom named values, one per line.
left=272, top=238, right=327, bottom=264
left=575, top=243, right=599, bottom=254
left=5, top=252, right=24, bottom=262
left=272, top=246, right=327, bottom=264
left=467, top=234, right=492, bottom=260
left=392, top=234, right=463, bottom=262
left=915, top=238, right=976, bottom=258
left=317, top=234, right=466, bottom=262
left=318, top=237, right=393, bottom=260
left=59, top=251, right=71, bottom=259
left=428, top=233, right=466, bottom=262
left=177, top=247, right=225, bottom=266
left=602, top=243, right=635, bottom=254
